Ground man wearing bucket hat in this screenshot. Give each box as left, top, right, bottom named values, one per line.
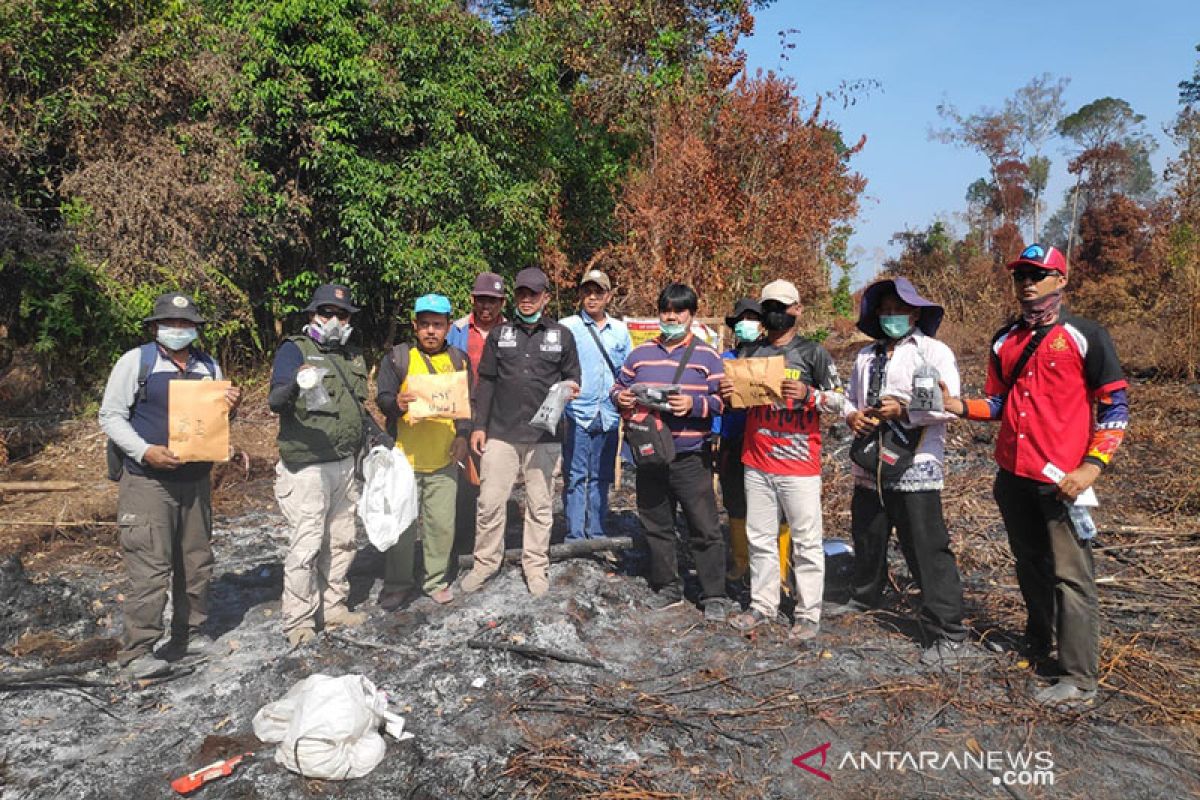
left=100, top=292, right=242, bottom=679
left=375, top=293, right=471, bottom=609
left=840, top=277, right=971, bottom=667
left=559, top=269, right=632, bottom=555
left=268, top=283, right=370, bottom=645
left=942, top=244, right=1129, bottom=705
left=720, top=280, right=843, bottom=642
left=460, top=267, right=581, bottom=597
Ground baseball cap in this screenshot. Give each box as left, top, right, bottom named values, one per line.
left=471, top=272, right=505, bottom=298
left=1007, top=243, right=1068, bottom=277
left=578, top=269, right=611, bottom=291
left=514, top=267, right=549, bottom=293
left=303, top=284, right=359, bottom=314
left=724, top=298, right=762, bottom=328
left=413, top=293, right=452, bottom=316
left=759, top=279, right=800, bottom=306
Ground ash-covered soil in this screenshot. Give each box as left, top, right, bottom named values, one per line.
left=2, top=344, right=1199, bottom=799
left=2, top=474, right=1198, bottom=800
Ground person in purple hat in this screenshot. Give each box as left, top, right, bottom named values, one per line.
left=839, top=277, right=971, bottom=667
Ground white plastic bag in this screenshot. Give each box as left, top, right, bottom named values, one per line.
left=356, top=445, right=418, bottom=551
left=530, top=381, right=575, bottom=433
left=252, top=673, right=412, bottom=780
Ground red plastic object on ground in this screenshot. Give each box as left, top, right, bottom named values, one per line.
left=170, top=752, right=255, bottom=795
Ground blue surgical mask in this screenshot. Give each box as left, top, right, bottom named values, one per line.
left=156, top=326, right=198, bottom=351
left=659, top=321, right=687, bottom=340
left=879, top=314, right=914, bottom=340
left=734, top=320, right=761, bottom=343
left=515, top=309, right=542, bottom=324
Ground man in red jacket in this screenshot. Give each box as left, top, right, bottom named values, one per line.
left=944, top=244, right=1128, bottom=706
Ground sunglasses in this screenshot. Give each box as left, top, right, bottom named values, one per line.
left=317, top=306, right=351, bottom=320
left=1011, top=268, right=1057, bottom=283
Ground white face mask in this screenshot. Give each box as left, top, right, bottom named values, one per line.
left=156, top=326, right=198, bottom=351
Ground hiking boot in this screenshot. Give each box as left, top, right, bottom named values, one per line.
left=703, top=598, right=730, bottom=624
left=729, top=608, right=773, bottom=633
left=527, top=574, right=549, bottom=597
left=646, top=583, right=684, bottom=611
left=120, top=653, right=172, bottom=681
left=1034, top=681, right=1096, bottom=707
left=920, top=638, right=974, bottom=667
left=429, top=586, right=454, bottom=605
left=287, top=628, right=316, bottom=647
left=324, top=607, right=367, bottom=629
left=460, top=569, right=494, bottom=594
left=788, top=620, right=820, bottom=642
left=378, top=589, right=418, bottom=611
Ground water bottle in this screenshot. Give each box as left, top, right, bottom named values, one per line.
left=1066, top=503, right=1097, bottom=540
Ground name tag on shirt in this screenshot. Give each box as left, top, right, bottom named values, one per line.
left=540, top=344, right=562, bottom=353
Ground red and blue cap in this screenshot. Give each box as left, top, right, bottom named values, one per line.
left=1007, top=243, right=1068, bottom=277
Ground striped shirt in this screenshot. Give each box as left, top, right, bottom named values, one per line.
left=610, top=334, right=725, bottom=453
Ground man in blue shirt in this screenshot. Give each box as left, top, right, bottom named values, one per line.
left=560, top=270, right=633, bottom=550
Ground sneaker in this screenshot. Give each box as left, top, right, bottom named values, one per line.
left=703, top=598, right=729, bottom=624
left=729, top=608, right=773, bottom=633
left=920, top=638, right=973, bottom=667
left=158, top=632, right=217, bottom=660
left=429, top=586, right=454, bottom=605
left=527, top=575, right=549, bottom=597
left=1034, top=681, right=1096, bottom=706
left=287, top=628, right=316, bottom=647
left=378, top=589, right=418, bottom=611
left=460, top=569, right=494, bottom=594
left=788, top=620, right=820, bottom=642
left=646, top=584, right=684, bottom=611
left=324, top=607, right=367, bottom=628
left=120, top=653, right=172, bottom=681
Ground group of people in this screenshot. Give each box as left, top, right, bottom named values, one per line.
left=99, top=243, right=1127, bottom=707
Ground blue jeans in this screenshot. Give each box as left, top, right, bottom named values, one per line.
left=562, top=415, right=619, bottom=540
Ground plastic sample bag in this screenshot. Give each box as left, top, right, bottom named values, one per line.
left=252, top=673, right=412, bottom=780
left=530, top=381, right=575, bottom=434
left=356, top=445, right=418, bottom=551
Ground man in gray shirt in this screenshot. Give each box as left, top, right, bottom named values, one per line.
left=99, top=292, right=241, bottom=679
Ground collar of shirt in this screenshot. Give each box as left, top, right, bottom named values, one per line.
left=580, top=311, right=611, bottom=330
left=655, top=332, right=694, bottom=353
left=469, top=313, right=505, bottom=333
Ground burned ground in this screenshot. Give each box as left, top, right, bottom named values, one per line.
left=1, top=341, right=1198, bottom=800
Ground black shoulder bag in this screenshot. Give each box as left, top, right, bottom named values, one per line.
left=850, top=343, right=925, bottom=484
left=623, top=336, right=698, bottom=468
left=583, top=315, right=621, bottom=379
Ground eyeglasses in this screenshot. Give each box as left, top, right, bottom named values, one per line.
left=1011, top=268, right=1056, bottom=284
left=317, top=306, right=351, bottom=320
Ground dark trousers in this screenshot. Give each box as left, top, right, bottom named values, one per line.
left=636, top=448, right=726, bottom=601
left=994, top=469, right=1099, bottom=690
left=116, top=471, right=213, bottom=663
left=850, top=485, right=966, bottom=641
left=452, top=459, right=480, bottom=563
left=718, top=440, right=747, bottom=518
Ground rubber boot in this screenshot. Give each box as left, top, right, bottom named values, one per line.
left=779, top=523, right=793, bottom=597
left=727, top=517, right=749, bottom=581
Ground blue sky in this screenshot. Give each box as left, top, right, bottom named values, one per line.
left=740, top=1, right=1199, bottom=286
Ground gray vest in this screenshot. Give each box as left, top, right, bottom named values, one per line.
left=276, top=335, right=367, bottom=467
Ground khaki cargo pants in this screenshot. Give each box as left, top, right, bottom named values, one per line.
left=274, top=456, right=360, bottom=635
left=472, top=440, right=560, bottom=583
left=116, top=471, right=213, bottom=664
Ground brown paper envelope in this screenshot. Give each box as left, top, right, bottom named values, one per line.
left=725, top=356, right=785, bottom=409
left=406, top=370, right=471, bottom=421
left=169, top=380, right=231, bottom=462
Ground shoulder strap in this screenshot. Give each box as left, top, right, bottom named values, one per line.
left=446, top=346, right=469, bottom=372
left=1004, top=326, right=1052, bottom=389
left=388, top=342, right=411, bottom=386
left=671, top=335, right=701, bottom=384
left=133, top=343, right=159, bottom=406
left=866, top=342, right=888, bottom=407
left=582, top=315, right=620, bottom=378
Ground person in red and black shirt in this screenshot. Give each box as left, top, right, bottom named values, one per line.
left=944, top=243, right=1129, bottom=706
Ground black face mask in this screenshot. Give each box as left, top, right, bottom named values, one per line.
left=763, top=310, right=795, bottom=331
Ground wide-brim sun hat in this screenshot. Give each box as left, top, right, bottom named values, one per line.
left=856, top=277, right=944, bottom=339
